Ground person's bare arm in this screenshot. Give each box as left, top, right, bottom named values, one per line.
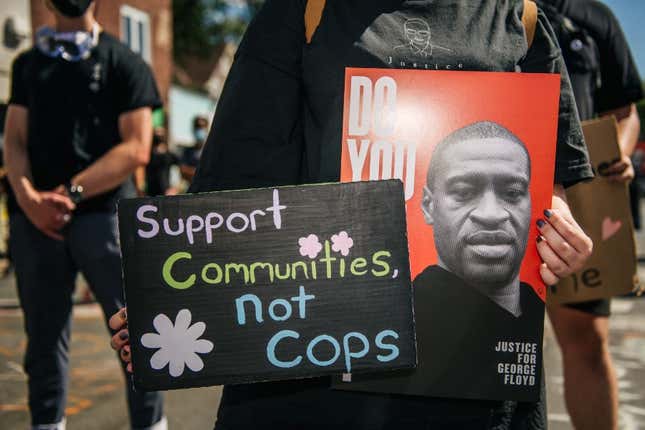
left=4, top=105, right=75, bottom=240
left=134, top=166, right=147, bottom=197
left=68, top=107, right=152, bottom=199
left=180, top=164, right=196, bottom=182
left=601, top=103, right=641, bottom=182
left=536, top=184, right=593, bottom=285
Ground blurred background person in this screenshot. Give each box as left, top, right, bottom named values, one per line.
left=180, top=115, right=208, bottom=183
left=3, top=0, right=166, bottom=429
left=146, top=126, right=180, bottom=196
left=538, top=1, right=643, bottom=429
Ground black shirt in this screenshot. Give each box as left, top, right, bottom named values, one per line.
left=192, top=1, right=592, bottom=429
left=351, top=266, right=544, bottom=402
left=8, top=31, right=161, bottom=214
left=146, top=149, right=178, bottom=197
left=190, top=0, right=593, bottom=196
left=538, top=0, right=643, bottom=120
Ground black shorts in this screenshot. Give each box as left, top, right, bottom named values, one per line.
left=564, top=298, right=611, bottom=317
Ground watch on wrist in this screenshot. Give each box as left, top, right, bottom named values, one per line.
left=67, top=183, right=84, bottom=205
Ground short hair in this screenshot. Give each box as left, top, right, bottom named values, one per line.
left=193, top=115, right=208, bottom=130
left=426, top=121, right=530, bottom=189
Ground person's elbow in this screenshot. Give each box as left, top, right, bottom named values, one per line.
left=131, top=140, right=151, bottom=167
left=120, top=138, right=150, bottom=170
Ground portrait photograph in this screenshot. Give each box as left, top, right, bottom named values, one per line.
left=339, top=68, right=561, bottom=401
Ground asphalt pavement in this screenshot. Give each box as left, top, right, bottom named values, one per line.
left=1, top=233, right=644, bottom=429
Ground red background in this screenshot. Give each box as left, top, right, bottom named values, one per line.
left=340, top=68, right=561, bottom=302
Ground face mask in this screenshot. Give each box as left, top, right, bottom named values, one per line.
left=36, top=22, right=99, bottom=62
left=50, top=0, right=93, bottom=18
left=194, top=129, right=208, bottom=142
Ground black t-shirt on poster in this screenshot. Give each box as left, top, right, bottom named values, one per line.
left=8, top=31, right=161, bottom=214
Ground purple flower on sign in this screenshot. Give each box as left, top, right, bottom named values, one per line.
left=298, top=234, right=323, bottom=259
left=331, top=231, right=354, bottom=256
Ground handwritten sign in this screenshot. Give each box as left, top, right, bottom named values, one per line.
left=549, top=117, right=640, bottom=304
left=118, top=181, right=415, bottom=391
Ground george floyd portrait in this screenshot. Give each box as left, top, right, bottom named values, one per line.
left=339, top=69, right=561, bottom=401
left=419, top=121, right=539, bottom=318
left=342, top=121, right=547, bottom=401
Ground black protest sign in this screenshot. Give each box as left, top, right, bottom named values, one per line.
left=118, top=181, right=415, bottom=391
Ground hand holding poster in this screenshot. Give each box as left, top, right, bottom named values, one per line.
left=118, top=181, right=415, bottom=391
left=338, top=69, right=560, bottom=401
left=550, top=117, right=640, bottom=303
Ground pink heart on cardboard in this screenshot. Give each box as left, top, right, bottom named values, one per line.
left=601, top=217, right=622, bottom=241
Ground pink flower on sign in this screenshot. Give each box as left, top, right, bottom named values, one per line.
left=331, top=231, right=354, bottom=256
left=298, top=234, right=323, bottom=259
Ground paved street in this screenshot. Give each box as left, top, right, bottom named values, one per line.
left=1, top=240, right=644, bottom=429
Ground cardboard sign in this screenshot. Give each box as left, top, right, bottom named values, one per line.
left=118, top=181, right=415, bottom=391
left=549, top=117, right=640, bottom=304
left=337, top=69, right=560, bottom=401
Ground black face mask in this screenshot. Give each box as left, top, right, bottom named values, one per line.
left=50, top=0, right=93, bottom=18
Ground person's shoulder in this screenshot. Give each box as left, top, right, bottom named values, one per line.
left=12, top=47, right=39, bottom=69
left=566, top=0, right=619, bottom=36
left=99, top=32, right=138, bottom=57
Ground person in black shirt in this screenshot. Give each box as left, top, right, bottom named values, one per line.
left=4, top=1, right=165, bottom=429
left=111, top=1, right=594, bottom=429
left=180, top=115, right=208, bottom=183
left=146, top=127, right=179, bottom=197
left=537, top=2, right=643, bottom=429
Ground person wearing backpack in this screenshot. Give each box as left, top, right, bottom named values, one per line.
left=110, top=1, right=594, bottom=428
left=536, top=1, right=642, bottom=429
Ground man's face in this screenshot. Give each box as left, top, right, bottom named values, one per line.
left=404, top=20, right=431, bottom=50
left=423, top=138, right=531, bottom=287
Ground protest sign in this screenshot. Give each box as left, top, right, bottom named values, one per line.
left=118, top=181, right=415, bottom=391
left=337, top=68, right=560, bottom=401
left=549, top=117, right=640, bottom=304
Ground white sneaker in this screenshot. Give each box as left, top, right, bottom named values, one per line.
left=32, top=418, right=66, bottom=430
left=134, top=416, right=168, bottom=430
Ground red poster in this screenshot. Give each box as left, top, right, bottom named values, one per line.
left=338, top=68, right=560, bottom=401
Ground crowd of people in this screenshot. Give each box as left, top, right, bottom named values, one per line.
left=3, top=0, right=642, bottom=429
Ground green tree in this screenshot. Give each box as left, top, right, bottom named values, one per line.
left=173, top=0, right=265, bottom=60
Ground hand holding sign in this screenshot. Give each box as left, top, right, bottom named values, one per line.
left=109, top=308, right=132, bottom=373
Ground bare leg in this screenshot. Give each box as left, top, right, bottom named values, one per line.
left=547, top=304, right=618, bottom=430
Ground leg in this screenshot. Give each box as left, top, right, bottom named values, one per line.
left=10, top=214, right=76, bottom=428
left=547, top=302, right=617, bottom=430
left=67, top=213, right=164, bottom=430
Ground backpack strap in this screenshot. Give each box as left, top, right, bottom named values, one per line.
left=305, top=0, right=326, bottom=43
left=522, top=0, right=538, bottom=50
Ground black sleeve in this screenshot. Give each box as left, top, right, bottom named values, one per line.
left=8, top=52, right=29, bottom=107
left=188, top=0, right=306, bottom=193
left=115, top=50, right=162, bottom=114
left=585, top=1, right=643, bottom=112
left=520, top=9, right=594, bottom=188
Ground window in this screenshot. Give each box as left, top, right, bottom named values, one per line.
left=120, top=5, right=152, bottom=63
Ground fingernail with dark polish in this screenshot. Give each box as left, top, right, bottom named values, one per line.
left=544, top=209, right=553, bottom=218
left=537, top=235, right=544, bottom=243
left=537, top=219, right=546, bottom=228
left=121, top=309, right=127, bottom=319
left=119, top=331, right=129, bottom=341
